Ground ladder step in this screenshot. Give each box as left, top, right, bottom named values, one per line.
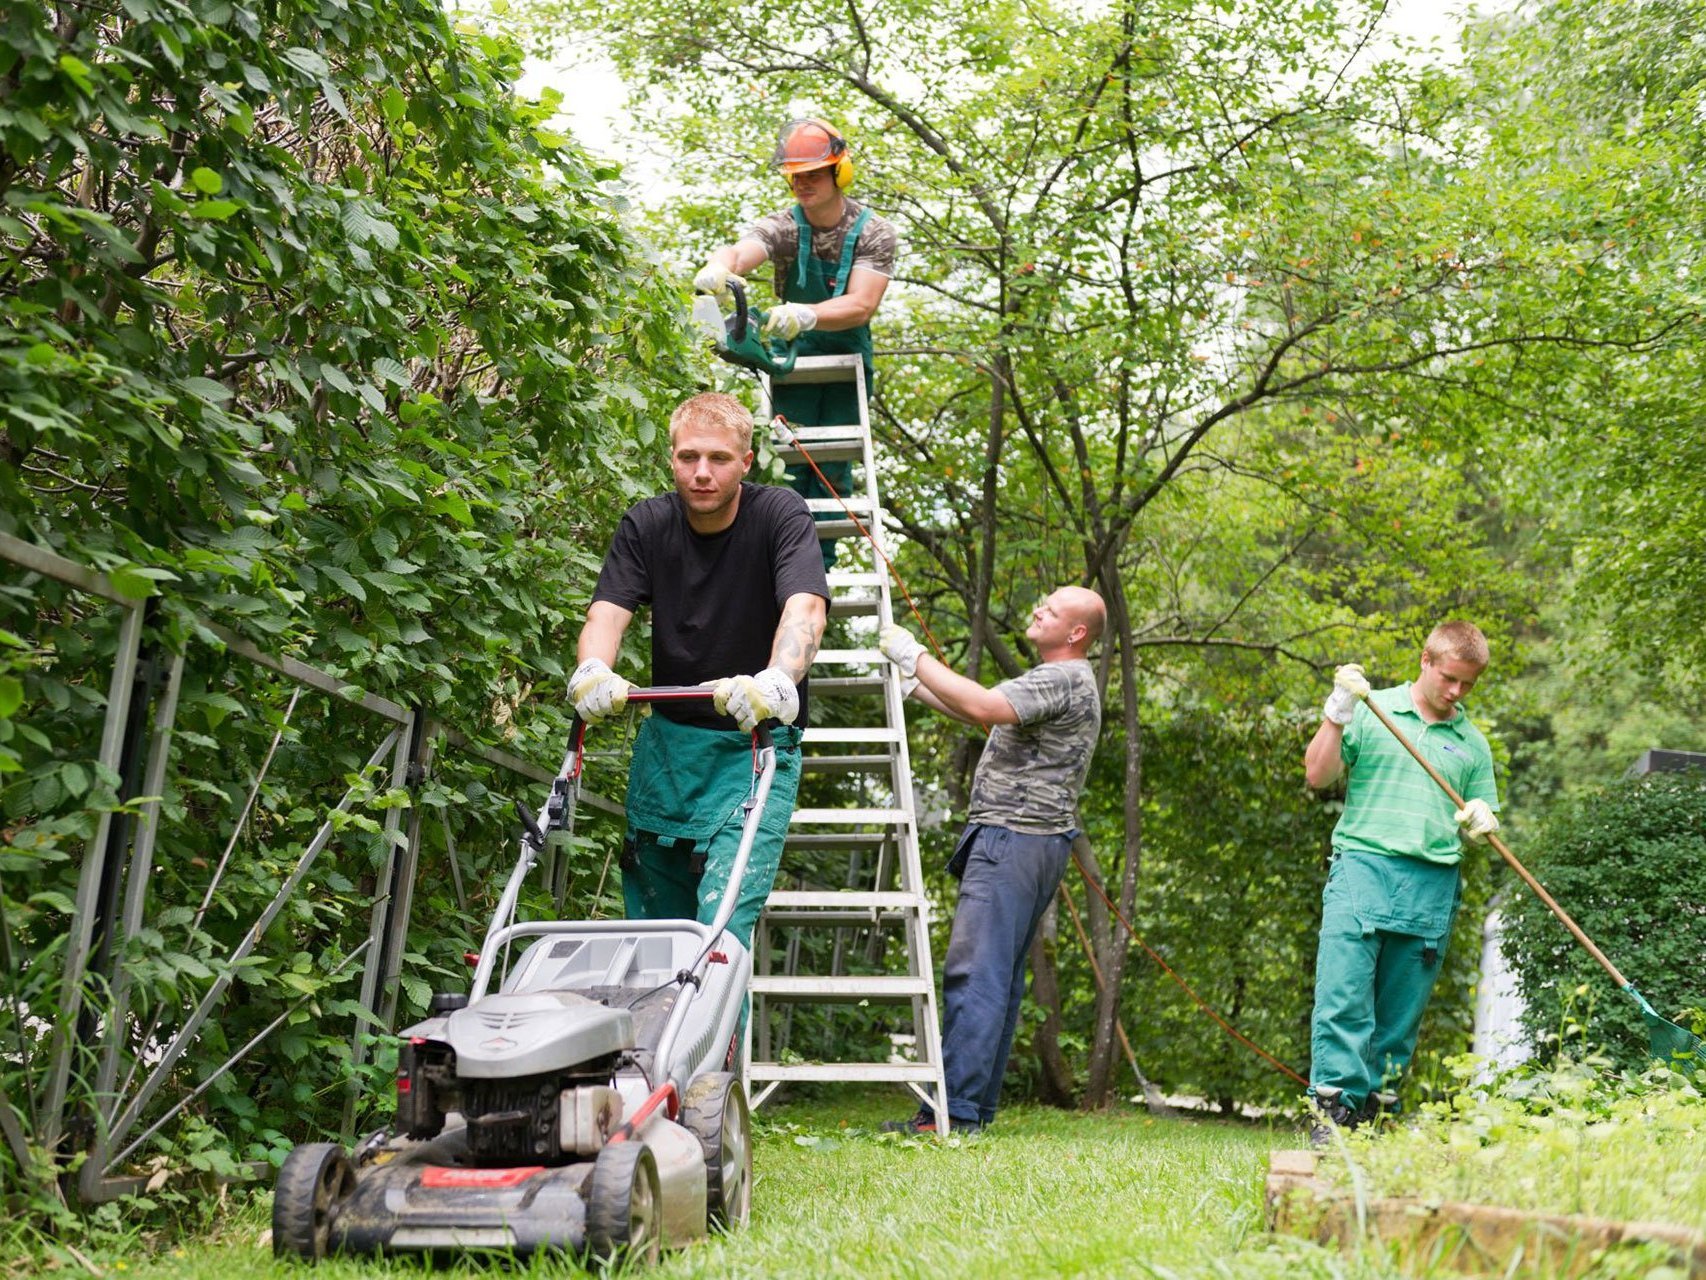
left=762, top=908, right=913, bottom=925
left=801, top=753, right=892, bottom=774
left=772, top=354, right=865, bottom=384
left=747, top=1062, right=941, bottom=1083
left=784, top=833, right=888, bottom=851
left=807, top=676, right=885, bottom=697
left=803, top=727, right=901, bottom=745
left=827, top=572, right=884, bottom=589
left=813, top=648, right=883, bottom=666
left=805, top=497, right=874, bottom=517
left=778, top=442, right=862, bottom=466
left=767, top=890, right=920, bottom=910
left=791, top=807, right=911, bottom=826
left=814, top=517, right=867, bottom=541
left=828, top=594, right=880, bottom=619
left=749, top=975, right=931, bottom=1001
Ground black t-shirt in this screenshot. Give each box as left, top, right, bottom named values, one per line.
left=591, top=483, right=830, bottom=729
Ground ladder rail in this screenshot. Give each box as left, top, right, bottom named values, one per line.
left=746, top=353, right=949, bottom=1123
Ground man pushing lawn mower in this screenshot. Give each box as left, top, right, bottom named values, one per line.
left=1303, top=620, right=1501, bottom=1147
left=270, top=393, right=829, bottom=1265
left=571, top=391, right=830, bottom=947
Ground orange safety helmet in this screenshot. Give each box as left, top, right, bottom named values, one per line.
left=770, top=118, right=854, bottom=191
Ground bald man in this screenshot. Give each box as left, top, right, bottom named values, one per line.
left=876, top=587, right=1106, bottom=1135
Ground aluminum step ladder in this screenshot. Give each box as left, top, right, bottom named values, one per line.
left=743, top=353, right=951, bottom=1126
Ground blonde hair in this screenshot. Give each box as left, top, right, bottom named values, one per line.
left=1423, top=620, right=1490, bottom=667
left=669, top=393, right=754, bottom=453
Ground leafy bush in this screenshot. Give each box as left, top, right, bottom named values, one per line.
left=0, top=0, right=700, bottom=1210
left=1503, top=773, right=1706, bottom=1068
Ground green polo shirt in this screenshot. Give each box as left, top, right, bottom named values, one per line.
left=1333, top=683, right=1499, bottom=867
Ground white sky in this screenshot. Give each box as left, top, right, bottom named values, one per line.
left=518, top=2, right=1485, bottom=183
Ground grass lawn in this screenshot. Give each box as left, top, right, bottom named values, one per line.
left=89, top=1090, right=1442, bottom=1280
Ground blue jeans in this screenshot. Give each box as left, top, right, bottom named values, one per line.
left=935, top=823, right=1074, bottom=1126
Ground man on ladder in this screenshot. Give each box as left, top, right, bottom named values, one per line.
left=693, top=117, right=897, bottom=567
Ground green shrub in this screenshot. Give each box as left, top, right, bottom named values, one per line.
left=1503, top=772, right=1706, bottom=1067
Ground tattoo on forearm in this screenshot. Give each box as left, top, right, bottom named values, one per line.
left=773, top=599, right=822, bottom=684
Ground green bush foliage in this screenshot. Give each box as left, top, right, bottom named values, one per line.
left=1503, top=773, right=1706, bottom=1068
left=0, top=0, right=698, bottom=1195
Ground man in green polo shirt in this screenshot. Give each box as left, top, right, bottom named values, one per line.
left=1302, top=620, right=1501, bottom=1145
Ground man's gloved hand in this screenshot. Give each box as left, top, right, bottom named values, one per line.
left=1322, top=662, right=1370, bottom=726
left=569, top=658, right=632, bottom=724
left=1455, top=798, right=1500, bottom=843
left=879, top=624, right=925, bottom=679
left=762, top=303, right=819, bottom=342
left=692, top=261, right=744, bottom=300
left=713, top=666, right=799, bottom=732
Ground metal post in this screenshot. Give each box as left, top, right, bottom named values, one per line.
left=38, top=603, right=144, bottom=1152
left=343, top=711, right=423, bottom=1135
left=83, top=648, right=184, bottom=1196
left=101, top=731, right=400, bottom=1159
left=375, top=713, right=432, bottom=1030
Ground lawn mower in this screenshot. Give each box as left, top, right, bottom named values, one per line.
left=271, top=688, right=770, bottom=1264
left=697, top=278, right=798, bottom=378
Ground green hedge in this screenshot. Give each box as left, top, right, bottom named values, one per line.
left=0, top=0, right=698, bottom=1183
left=1503, top=771, right=1706, bottom=1067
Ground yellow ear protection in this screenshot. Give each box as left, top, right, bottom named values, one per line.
left=772, top=118, right=855, bottom=191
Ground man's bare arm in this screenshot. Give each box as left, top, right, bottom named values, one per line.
left=914, top=655, right=1020, bottom=728
left=769, top=592, right=828, bottom=684
left=577, top=600, right=634, bottom=667
left=1304, top=720, right=1346, bottom=788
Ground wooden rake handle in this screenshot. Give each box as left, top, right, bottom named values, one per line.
left=1358, top=694, right=1630, bottom=990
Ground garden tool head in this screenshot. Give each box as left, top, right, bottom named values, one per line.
left=701, top=279, right=798, bottom=379
left=1628, top=985, right=1704, bottom=1065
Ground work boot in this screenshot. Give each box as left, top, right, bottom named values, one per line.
left=1358, top=1090, right=1400, bottom=1131
left=1306, top=1088, right=1361, bottom=1149
left=879, top=1109, right=981, bottom=1137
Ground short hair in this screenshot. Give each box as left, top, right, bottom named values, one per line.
left=669, top=393, right=754, bottom=453
left=1423, top=620, right=1489, bottom=668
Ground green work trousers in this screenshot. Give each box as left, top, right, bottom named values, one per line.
left=1308, top=849, right=1460, bottom=1111
left=620, top=716, right=802, bottom=949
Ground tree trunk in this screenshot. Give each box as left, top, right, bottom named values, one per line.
left=1080, top=566, right=1143, bottom=1107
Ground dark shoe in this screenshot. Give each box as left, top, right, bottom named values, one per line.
left=1306, top=1095, right=1361, bottom=1149
left=1358, top=1091, right=1400, bottom=1129
left=880, top=1109, right=936, bottom=1135
left=879, top=1110, right=981, bottom=1137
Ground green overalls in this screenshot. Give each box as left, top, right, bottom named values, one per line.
left=1309, top=848, right=1461, bottom=1112
left=621, top=713, right=803, bottom=948
left=774, top=204, right=873, bottom=569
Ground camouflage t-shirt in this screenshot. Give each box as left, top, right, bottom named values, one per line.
left=741, top=199, right=898, bottom=290
left=966, top=659, right=1101, bottom=834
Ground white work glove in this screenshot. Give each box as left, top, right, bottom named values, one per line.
left=879, top=624, right=925, bottom=679
left=712, top=666, right=800, bottom=732
left=692, top=261, right=744, bottom=301
left=762, top=303, right=819, bottom=341
left=569, top=658, right=632, bottom=724
left=1455, top=798, right=1500, bottom=843
left=1322, top=662, right=1370, bottom=726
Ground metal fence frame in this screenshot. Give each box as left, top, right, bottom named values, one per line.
left=0, top=532, right=614, bottom=1202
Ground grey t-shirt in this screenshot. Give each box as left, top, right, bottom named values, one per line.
left=966, top=659, right=1101, bottom=834
left=742, top=199, right=898, bottom=290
